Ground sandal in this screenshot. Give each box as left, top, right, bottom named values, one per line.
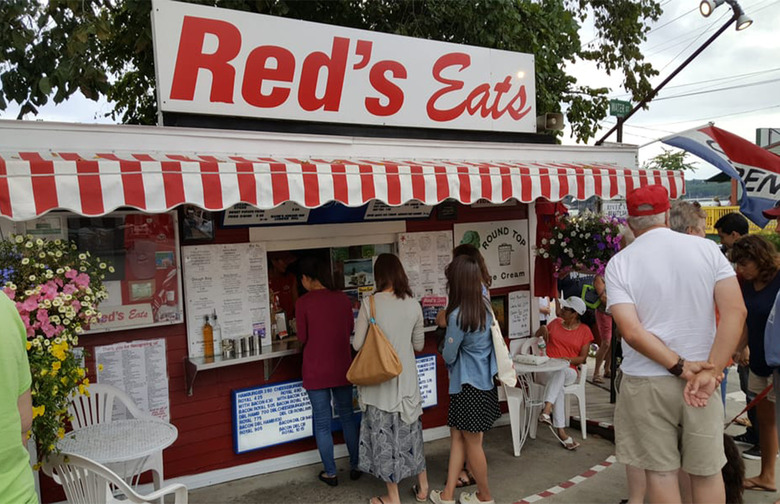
left=592, top=375, right=604, bottom=384
left=538, top=412, right=552, bottom=426
left=454, top=471, right=476, bottom=488
left=548, top=425, right=580, bottom=450
left=603, top=370, right=612, bottom=378
left=412, top=484, right=428, bottom=502
left=369, top=497, right=385, bottom=504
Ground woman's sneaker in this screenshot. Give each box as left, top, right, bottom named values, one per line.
left=742, top=444, right=761, bottom=460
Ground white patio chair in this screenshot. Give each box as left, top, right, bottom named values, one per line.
left=67, top=383, right=166, bottom=489
left=512, top=337, right=546, bottom=442
left=497, top=382, right=525, bottom=457
left=43, top=452, right=187, bottom=504
left=564, top=362, right=588, bottom=439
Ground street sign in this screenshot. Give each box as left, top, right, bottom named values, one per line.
left=609, top=99, right=632, bottom=118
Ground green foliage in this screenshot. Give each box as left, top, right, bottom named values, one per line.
left=643, top=149, right=698, bottom=172
left=759, top=231, right=780, bottom=253
left=0, top=0, right=662, bottom=142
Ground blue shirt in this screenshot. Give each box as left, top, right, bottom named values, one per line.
left=442, top=307, right=497, bottom=394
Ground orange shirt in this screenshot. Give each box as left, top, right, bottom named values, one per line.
left=546, top=318, right=594, bottom=369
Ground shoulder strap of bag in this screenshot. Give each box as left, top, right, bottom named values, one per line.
left=369, top=294, right=377, bottom=323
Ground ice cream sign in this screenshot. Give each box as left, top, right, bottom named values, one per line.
left=453, top=220, right=529, bottom=289
left=151, top=0, right=536, bottom=132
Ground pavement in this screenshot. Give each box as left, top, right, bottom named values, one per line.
left=187, top=364, right=780, bottom=504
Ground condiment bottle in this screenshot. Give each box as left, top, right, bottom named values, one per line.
left=211, top=311, right=222, bottom=358
left=202, top=315, right=214, bottom=359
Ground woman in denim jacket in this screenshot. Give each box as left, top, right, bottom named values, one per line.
left=430, top=255, right=499, bottom=504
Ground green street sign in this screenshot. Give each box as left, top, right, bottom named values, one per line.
left=609, top=99, right=631, bottom=118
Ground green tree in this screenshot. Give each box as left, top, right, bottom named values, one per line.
left=0, top=0, right=662, bottom=142
left=643, top=149, right=698, bottom=172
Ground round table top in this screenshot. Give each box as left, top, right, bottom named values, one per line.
left=513, top=357, right=569, bottom=374
left=59, top=418, right=178, bottom=464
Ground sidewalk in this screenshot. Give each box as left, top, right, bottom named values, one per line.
left=188, top=362, right=780, bottom=503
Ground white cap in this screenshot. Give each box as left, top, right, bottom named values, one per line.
left=559, top=296, right=587, bottom=316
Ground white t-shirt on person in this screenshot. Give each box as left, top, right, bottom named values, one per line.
left=605, top=227, right=735, bottom=377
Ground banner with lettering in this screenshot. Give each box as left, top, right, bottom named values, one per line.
left=662, top=124, right=780, bottom=227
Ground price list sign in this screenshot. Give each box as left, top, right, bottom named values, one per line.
left=232, top=380, right=313, bottom=453
left=416, top=354, right=438, bottom=409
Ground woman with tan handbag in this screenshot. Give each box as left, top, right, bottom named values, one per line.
left=353, top=254, right=428, bottom=504
left=431, top=254, right=500, bottom=504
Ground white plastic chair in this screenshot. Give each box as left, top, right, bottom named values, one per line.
left=67, top=383, right=166, bottom=489
left=43, top=452, right=187, bottom=504
left=497, top=383, right=525, bottom=456
left=563, top=363, right=588, bottom=439
left=510, top=338, right=546, bottom=442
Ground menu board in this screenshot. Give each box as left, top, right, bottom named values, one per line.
left=95, top=338, right=170, bottom=421
left=508, top=290, right=531, bottom=339
left=233, top=355, right=438, bottom=453
left=182, top=242, right=271, bottom=357
left=398, top=231, right=452, bottom=301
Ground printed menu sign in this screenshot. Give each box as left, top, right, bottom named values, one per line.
left=182, top=242, right=271, bottom=357
left=398, top=231, right=452, bottom=302
left=417, top=354, right=438, bottom=408
left=95, top=338, right=170, bottom=421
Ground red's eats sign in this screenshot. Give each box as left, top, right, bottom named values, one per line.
left=152, top=0, right=536, bottom=132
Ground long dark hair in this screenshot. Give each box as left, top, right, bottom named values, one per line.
left=374, top=253, right=413, bottom=299
left=297, top=255, right=333, bottom=290
left=731, top=234, right=780, bottom=284
left=722, top=433, right=744, bottom=504
left=445, top=255, right=488, bottom=332
left=447, top=244, right=492, bottom=287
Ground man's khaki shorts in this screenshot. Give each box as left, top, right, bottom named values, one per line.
left=748, top=370, right=775, bottom=402
left=615, top=374, right=726, bottom=476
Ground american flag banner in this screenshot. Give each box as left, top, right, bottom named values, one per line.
left=662, top=124, right=780, bottom=227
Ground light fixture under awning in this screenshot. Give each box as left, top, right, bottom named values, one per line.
left=0, top=151, right=685, bottom=221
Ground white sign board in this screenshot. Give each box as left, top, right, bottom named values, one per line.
left=364, top=201, right=433, bottom=220
left=222, top=202, right=310, bottom=226
left=452, top=220, right=530, bottom=289
left=95, top=339, right=171, bottom=421
left=398, top=231, right=452, bottom=300
left=234, top=355, right=437, bottom=452
left=151, top=0, right=536, bottom=132
left=508, top=290, right=531, bottom=339
left=182, top=242, right=271, bottom=357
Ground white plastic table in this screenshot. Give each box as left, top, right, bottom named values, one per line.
left=513, top=358, right=569, bottom=455
left=58, top=418, right=178, bottom=486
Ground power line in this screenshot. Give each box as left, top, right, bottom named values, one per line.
left=609, top=67, right=780, bottom=98
left=652, top=77, right=780, bottom=101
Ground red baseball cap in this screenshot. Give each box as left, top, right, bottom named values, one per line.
left=627, top=185, right=671, bottom=216
left=763, top=201, right=780, bottom=219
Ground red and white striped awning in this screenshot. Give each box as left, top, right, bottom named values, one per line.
left=0, top=151, right=685, bottom=221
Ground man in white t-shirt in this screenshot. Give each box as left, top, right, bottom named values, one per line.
left=606, top=185, right=746, bottom=504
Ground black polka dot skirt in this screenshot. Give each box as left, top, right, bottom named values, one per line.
left=447, top=384, right=501, bottom=433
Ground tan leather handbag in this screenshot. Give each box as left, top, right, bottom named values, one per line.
left=346, top=295, right=403, bottom=385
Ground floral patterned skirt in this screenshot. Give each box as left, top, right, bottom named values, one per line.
left=357, top=405, right=426, bottom=483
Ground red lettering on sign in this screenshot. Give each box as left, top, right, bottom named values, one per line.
left=426, top=53, right=469, bottom=122
left=129, top=309, right=149, bottom=320
left=242, top=46, right=295, bottom=108
left=366, top=61, right=406, bottom=116
left=170, top=16, right=241, bottom=103
left=298, top=37, right=350, bottom=112
left=427, top=53, right=531, bottom=122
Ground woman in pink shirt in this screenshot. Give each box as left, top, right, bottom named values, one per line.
left=296, top=255, right=361, bottom=486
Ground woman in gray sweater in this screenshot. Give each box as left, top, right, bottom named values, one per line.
left=354, top=253, right=428, bottom=504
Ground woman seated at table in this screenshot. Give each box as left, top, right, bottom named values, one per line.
left=534, top=296, right=593, bottom=450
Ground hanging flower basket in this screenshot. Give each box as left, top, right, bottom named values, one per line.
left=536, top=211, right=625, bottom=277
left=0, top=235, right=112, bottom=465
